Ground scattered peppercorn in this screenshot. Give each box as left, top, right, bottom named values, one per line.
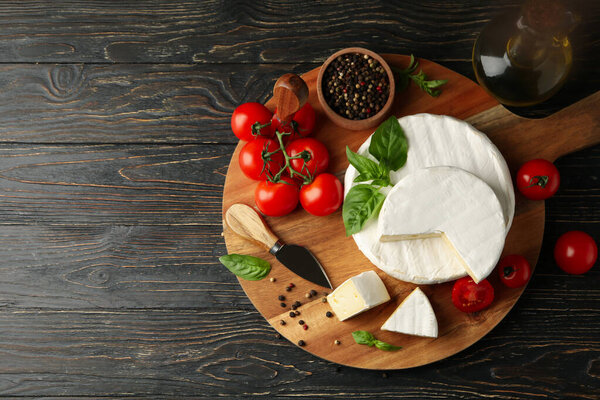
left=334, top=339, right=341, bottom=345
left=326, top=311, right=333, bottom=318
left=289, top=312, right=296, bottom=318
left=305, top=293, right=311, bottom=298
left=322, top=297, right=328, bottom=303
left=280, top=320, right=286, bottom=326
left=303, top=324, right=308, bottom=330
left=280, top=302, right=286, bottom=308
left=322, top=52, right=389, bottom=120
left=291, top=304, right=297, bottom=310
left=270, top=277, right=276, bottom=282
left=309, top=290, right=317, bottom=296
left=275, top=333, right=281, bottom=339
left=298, top=320, right=305, bottom=325
left=278, top=295, right=285, bottom=301
left=285, top=287, right=292, bottom=292
left=294, top=301, right=301, bottom=307
left=295, top=311, right=300, bottom=316
left=298, top=340, right=305, bottom=347
left=289, top=283, right=295, bottom=288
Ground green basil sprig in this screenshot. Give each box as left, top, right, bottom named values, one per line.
left=343, top=116, right=408, bottom=236
left=219, top=254, right=271, bottom=281
left=352, top=330, right=402, bottom=352
left=391, top=54, right=448, bottom=97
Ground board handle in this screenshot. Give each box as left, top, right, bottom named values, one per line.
left=273, top=73, right=309, bottom=124
left=225, top=204, right=279, bottom=252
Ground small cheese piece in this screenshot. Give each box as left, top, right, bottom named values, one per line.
left=377, top=166, right=506, bottom=283
left=381, top=287, right=438, bottom=338
left=327, top=270, right=390, bottom=321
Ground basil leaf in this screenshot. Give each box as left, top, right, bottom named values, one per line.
left=374, top=340, right=402, bottom=351
left=219, top=254, right=271, bottom=281
left=368, top=116, right=408, bottom=172
left=346, top=146, right=390, bottom=186
left=342, top=185, right=386, bottom=236
left=409, top=70, right=448, bottom=97
left=352, top=330, right=376, bottom=346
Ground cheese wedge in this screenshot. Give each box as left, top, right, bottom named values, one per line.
left=327, top=270, right=390, bottom=321
left=377, top=166, right=506, bottom=283
left=344, top=114, right=514, bottom=284
left=381, top=287, right=438, bottom=338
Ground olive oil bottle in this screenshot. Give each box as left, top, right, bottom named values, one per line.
left=473, top=0, right=578, bottom=106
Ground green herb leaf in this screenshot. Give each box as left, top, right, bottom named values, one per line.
left=346, top=146, right=391, bottom=187
left=391, top=54, right=417, bottom=92
left=342, top=185, right=386, bottom=236
left=368, top=116, right=408, bottom=172
left=374, top=340, right=402, bottom=351
left=409, top=70, right=448, bottom=97
left=352, top=330, right=376, bottom=346
left=219, top=254, right=271, bottom=281
left=352, top=331, right=402, bottom=352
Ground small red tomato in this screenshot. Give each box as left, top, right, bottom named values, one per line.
left=497, top=254, right=532, bottom=288
left=231, top=102, right=274, bottom=141
left=286, top=138, right=330, bottom=178
left=554, top=231, right=598, bottom=275
left=254, top=177, right=299, bottom=217
left=272, top=102, right=316, bottom=140
left=451, top=277, right=494, bottom=313
left=239, top=138, right=284, bottom=181
left=299, top=173, right=343, bottom=216
left=516, top=159, right=560, bottom=200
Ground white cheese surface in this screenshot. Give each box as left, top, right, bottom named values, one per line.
left=381, top=287, right=438, bottom=338
left=344, top=113, right=514, bottom=284
left=378, top=167, right=506, bottom=283
left=326, top=270, right=390, bottom=321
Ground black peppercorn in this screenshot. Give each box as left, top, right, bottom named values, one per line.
left=298, top=340, right=305, bottom=347
left=278, top=295, right=285, bottom=301
left=309, top=290, right=317, bottom=296
left=285, top=287, right=291, bottom=292
left=280, top=320, right=286, bottom=326
left=280, top=302, right=286, bottom=308
left=289, top=312, right=296, bottom=318
left=298, top=320, right=305, bottom=325
left=326, top=311, right=333, bottom=318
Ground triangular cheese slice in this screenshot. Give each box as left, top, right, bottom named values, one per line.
left=381, top=287, right=438, bottom=338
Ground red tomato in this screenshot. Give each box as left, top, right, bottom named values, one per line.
left=451, top=277, right=494, bottom=313
left=516, top=159, right=560, bottom=200
left=554, top=231, right=598, bottom=274
left=286, top=138, right=330, bottom=178
left=271, top=102, right=316, bottom=140
left=239, top=138, right=284, bottom=181
left=254, top=177, right=299, bottom=217
left=231, top=102, right=274, bottom=141
left=299, top=173, right=343, bottom=216
left=497, top=254, right=532, bottom=288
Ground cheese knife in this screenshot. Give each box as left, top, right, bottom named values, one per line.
left=225, top=203, right=333, bottom=289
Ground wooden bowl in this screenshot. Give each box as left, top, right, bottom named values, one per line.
left=317, top=47, right=395, bottom=131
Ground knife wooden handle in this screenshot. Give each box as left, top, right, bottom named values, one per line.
left=225, top=204, right=279, bottom=251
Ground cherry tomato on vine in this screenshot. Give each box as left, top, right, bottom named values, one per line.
left=239, top=138, right=284, bottom=181
left=286, top=138, right=330, bottom=177
left=254, top=177, right=299, bottom=217
left=516, top=159, right=560, bottom=200
left=451, top=277, right=494, bottom=313
left=231, top=102, right=274, bottom=141
left=497, top=254, right=532, bottom=288
left=554, top=231, right=598, bottom=275
left=272, top=102, right=316, bottom=140
left=299, top=173, right=343, bottom=216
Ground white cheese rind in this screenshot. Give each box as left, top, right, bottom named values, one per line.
left=326, top=270, right=390, bottom=321
left=381, top=287, right=438, bottom=338
left=378, top=166, right=506, bottom=283
left=344, top=113, right=514, bottom=284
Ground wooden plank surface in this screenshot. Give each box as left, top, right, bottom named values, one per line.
left=0, top=0, right=595, bottom=397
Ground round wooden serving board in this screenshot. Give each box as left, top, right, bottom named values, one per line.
left=222, top=54, right=600, bottom=370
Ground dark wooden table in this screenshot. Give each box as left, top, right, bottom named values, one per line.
left=0, top=1, right=597, bottom=398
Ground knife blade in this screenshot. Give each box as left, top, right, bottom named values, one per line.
left=225, top=203, right=333, bottom=289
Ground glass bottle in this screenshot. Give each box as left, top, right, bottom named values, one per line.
left=472, top=0, right=578, bottom=106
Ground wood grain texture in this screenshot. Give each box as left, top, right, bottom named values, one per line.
left=0, top=0, right=594, bottom=397
left=0, top=306, right=595, bottom=398
left=223, top=56, right=598, bottom=369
